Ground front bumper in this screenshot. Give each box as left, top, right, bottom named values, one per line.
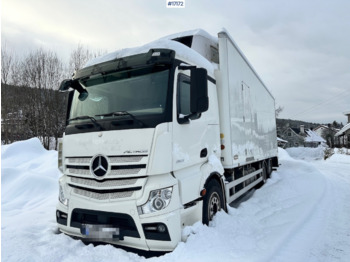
left=56, top=189, right=182, bottom=251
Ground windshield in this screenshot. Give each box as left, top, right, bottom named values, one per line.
left=67, top=66, right=171, bottom=133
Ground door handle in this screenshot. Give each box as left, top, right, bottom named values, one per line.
left=200, top=148, right=208, bottom=158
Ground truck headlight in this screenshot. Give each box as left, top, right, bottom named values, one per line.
left=138, top=187, right=173, bottom=215
left=59, top=183, right=69, bottom=206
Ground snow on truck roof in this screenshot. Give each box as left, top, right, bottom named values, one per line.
left=84, top=29, right=217, bottom=76
left=84, top=28, right=274, bottom=98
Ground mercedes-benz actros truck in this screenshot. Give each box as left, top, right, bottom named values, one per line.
left=56, top=29, right=278, bottom=251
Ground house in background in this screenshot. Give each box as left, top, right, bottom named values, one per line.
left=277, top=124, right=325, bottom=148
left=277, top=124, right=306, bottom=148
left=335, top=111, right=350, bottom=148
left=277, top=137, right=288, bottom=148
left=304, top=129, right=326, bottom=147
left=313, top=124, right=341, bottom=147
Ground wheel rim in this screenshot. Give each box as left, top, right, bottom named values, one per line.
left=208, top=192, right=221, bottom=221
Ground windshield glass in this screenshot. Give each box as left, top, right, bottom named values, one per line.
left=69, top=67, right=170, bottom=122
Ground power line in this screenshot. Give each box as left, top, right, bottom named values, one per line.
left=291, top=88, right=350, bottom=118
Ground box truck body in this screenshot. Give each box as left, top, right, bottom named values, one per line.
left=56, top=29, right=278, bottom=251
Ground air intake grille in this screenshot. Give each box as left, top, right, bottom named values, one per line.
left=70, top=177, right=138, bottom=188
left=65, top=154, right=148, bottom=201
left=73, top=187, right=134, bottom=200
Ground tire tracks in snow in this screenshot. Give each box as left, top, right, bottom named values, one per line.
left=307, top=161, right=350, bottom=261
left=258, top=157, right=329, bottom=262
left=269, top=157, right=350, bottom=262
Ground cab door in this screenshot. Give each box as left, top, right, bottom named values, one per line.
left=172, top=69, right=219, bottom=205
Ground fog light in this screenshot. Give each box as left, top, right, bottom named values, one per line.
left=157, top=224, right=166, bottom=233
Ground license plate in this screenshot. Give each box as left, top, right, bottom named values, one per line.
left=81, top=224, right=120, bottom=240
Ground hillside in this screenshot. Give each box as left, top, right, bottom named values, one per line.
left=276, top=118, right=321, bottom=130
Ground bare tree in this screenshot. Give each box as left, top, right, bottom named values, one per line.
left=275, top=105, right=284, bottom=118
left=69, top=43, right=90, bottom=74
left=20, top=48, right=65, bottom=149
left=69, top=43, right=107, bottom=75
left=1, top=43, right=13, bottom=85
left=9, top=56, right=21, bottom=86
left=2, top=44, right=107, bottom=149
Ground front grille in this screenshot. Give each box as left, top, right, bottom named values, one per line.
left=109, top=168, right=143, bottom=176
left=71, top=208, right=140, bottom=239
left=73, top=187, right=135, bottom=200
left=109, top=156, right=145, bottom=163
left=65, top=155, right=147, bottom=178
left=68, top=157, right=91, bottom=164
left=69, top=168, right=90, bottom=176
left=71, top=177, right=138, bottom=188
left=65, top=154, right=148, bottom=201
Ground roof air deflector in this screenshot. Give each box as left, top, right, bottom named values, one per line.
left=172, top=36, right=193, bottom=48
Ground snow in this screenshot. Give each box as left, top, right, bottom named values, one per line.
left=157, top=29, right=218, bottom=46
left=2, top=140, right=350, bottom=261
left=286, top=146, right=325, bottom=160
left=172, top=143, right=190, bottom=163
left=277, top=137, right=287, bottom=143
left=335, top=122, right=350, bottom=136
left=208, top=154, right=224, bottom=175
left=84, top=38, right=215, bottom=76
left=305, top=129, right=326, bottom=143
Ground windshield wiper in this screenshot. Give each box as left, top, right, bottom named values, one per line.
left=68, top=115, right=104, bottom=130
left=95, top=111, right=146, bottom=127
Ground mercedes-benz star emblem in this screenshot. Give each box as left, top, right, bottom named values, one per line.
left=91, top=155, right=108, bottom=177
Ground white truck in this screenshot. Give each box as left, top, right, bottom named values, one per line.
left=56, top=29, right=278, bottom=251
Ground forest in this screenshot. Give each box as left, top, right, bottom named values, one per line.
left=1, top=45, right=105, bottom=149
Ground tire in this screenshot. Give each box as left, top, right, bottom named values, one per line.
left=202, top=179, right=224, bottom=225
left=257, top=163, right=267, bottom=189
left=262, top=163, right=267, bottom=184
left=266, top=159, right=272, bottom=179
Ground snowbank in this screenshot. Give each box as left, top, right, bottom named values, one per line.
left=286, top=146, right=325, bottom=160
left=1, top=140, right=350, bottom=262
left=1, top=138, right=62, bottom=261
left=326, top=148, right=350, bottom=164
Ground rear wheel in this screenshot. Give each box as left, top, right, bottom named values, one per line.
left=262, top=163, right=267, bottom=183
left=257, top=163, right=268, bottom=188
left=202, top=180, right=224, bottom=225
left=266, top=159, right=273, bottom=179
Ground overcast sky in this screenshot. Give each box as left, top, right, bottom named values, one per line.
left=2, top=0, right=350, bottom=124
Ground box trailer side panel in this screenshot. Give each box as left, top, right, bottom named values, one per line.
left=217, top=31, right=277, bottom=168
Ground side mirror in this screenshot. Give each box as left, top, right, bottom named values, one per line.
left=190, top=68, right=209, bottom=114
left=59, top=79, right=88, bottom=101
left=59, top=79, right=73, bottom=92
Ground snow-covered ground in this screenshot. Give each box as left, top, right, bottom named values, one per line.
left=1, top=139, right=350, bottom=262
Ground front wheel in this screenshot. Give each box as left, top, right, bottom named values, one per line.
left=202, top=179, right=224, bottom=225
